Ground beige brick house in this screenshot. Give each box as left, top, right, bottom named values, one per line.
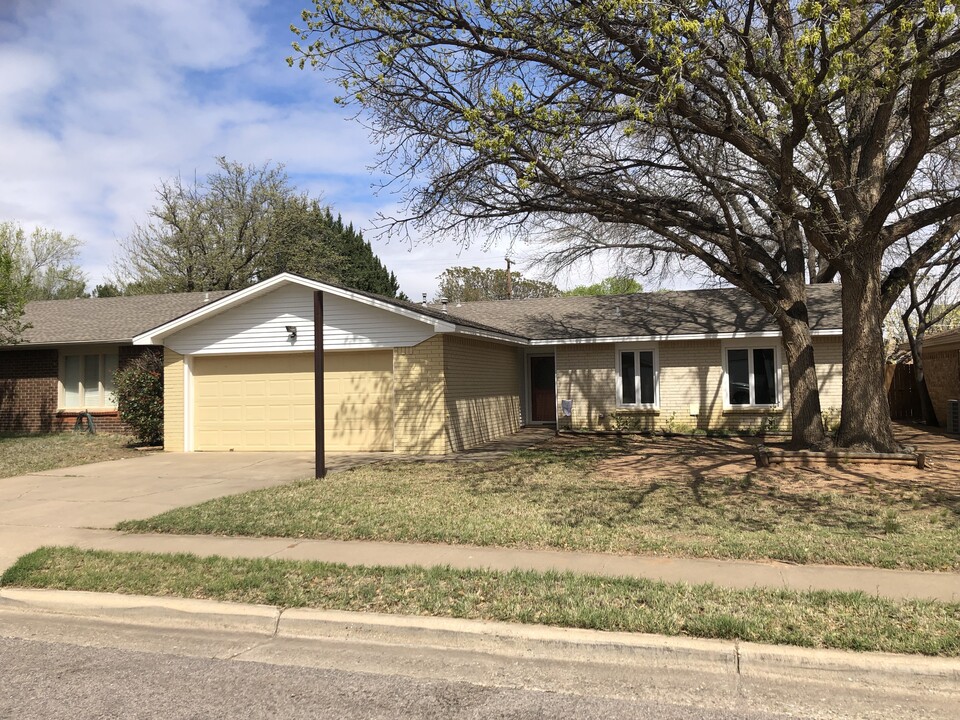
left=2, top=273, right=843, bottom=453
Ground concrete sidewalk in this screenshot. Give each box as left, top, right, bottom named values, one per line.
left=70, top=531, right=960, bottom=602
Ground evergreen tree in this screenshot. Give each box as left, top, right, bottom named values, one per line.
left=269, top=197, right=404, bottom=298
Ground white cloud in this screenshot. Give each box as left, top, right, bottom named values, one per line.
left=0, top=0, right=633, bottom=298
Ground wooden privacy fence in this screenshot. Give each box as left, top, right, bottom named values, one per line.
left=887, top=362, right=922, bottom=420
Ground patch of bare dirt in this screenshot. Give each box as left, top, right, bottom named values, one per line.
left=563, top=423, right=960, bottom=498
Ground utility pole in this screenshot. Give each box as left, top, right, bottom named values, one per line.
left=505, top=256, right=513, bottom=299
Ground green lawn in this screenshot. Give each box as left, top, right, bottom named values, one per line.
left=0, top=433, right=139, bottom=478
left=3, top=546, right=958, bottom=656
left=117, top=443, right=960, bottom=571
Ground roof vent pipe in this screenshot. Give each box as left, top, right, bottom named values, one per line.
left=422, top=292, right=427, bottom=306
left=203, top=292, right=210, bottom=303
left=440, top=297, right=449, bottom=313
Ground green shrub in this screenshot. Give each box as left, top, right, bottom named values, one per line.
left=113, top=352, right=163, bottom=445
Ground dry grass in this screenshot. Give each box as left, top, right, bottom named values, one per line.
left=119, top=436, right=960, bottom=571
left=5, top=547, right=959, bottom=656
left=0, top=433, right=139, bottom=478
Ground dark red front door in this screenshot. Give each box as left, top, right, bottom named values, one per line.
left=530, top=356, right=556, bottom=422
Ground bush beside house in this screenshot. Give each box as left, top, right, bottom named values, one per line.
left=113, top=350, right=164, bottom=445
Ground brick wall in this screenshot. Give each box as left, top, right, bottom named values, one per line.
left=55, top=346, right=163, bottom=434
left=1, top=345, right=162, bottom=436
left=813, top=336, right=843, bottom=426
left=555, top=344, right=618, bottom=429
left=555, top=336, right=845, bottom=434
left=923, top=345, right=960, bottom=427
left=0, top=348, right=59, bottom=433
left=443, top=336, right=521, bottom=452
left=392, top=336, right=448, bottom=454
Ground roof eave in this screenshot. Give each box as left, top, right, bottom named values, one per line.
left=525, top=327, right=842, bottom=345
left=2, top=338, right=135, bottom=349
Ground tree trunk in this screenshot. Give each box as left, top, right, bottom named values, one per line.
left=778, top=316, right=827, bottom=449
left=836, top=259, right=901, bottom=451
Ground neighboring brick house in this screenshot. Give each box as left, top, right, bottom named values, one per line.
left=3, top=273, right=843, bottom=453
left=0, top=291, right=229, bottom=435
left=920, top=329, right=960, bottom=427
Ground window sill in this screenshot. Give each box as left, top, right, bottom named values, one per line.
left=614, top=407, right=660, bottom=414
left=57, top=408, right=119, bottom=416
left=722, top=406, right=783, bottom=415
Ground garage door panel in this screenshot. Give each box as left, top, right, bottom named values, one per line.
left=194, top=351, right=394, bottom=452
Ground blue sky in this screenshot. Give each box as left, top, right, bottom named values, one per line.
left=0, top=0, right=606, bottom=297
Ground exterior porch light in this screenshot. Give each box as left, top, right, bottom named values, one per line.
left=285, top=325, right=297, bottom=340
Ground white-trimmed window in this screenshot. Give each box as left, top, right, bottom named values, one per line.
left=60, top=352, right=119, bottom=409
left=616, top=344, right=659, bottom=407
left=722, top=343, right=781, bottom=408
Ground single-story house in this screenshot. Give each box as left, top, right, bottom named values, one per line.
left=1, top=273, right=843, bottom=453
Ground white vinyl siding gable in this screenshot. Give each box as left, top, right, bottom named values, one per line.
left=163, top=284, right=435, bottom=355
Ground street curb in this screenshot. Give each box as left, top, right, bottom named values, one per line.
left=0, top=588, right=280, bottom=635
left=278, top=606, right=737, bottom=673
left=2, top=588, right=959, bottom=691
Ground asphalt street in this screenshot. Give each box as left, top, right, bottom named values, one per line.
left=0, top=636, right=797, bottom=720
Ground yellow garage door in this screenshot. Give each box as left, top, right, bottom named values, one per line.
left=193, top=352, right=394, bottom=452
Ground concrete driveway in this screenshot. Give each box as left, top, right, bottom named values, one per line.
left=0, top=451, right=375, bottom=573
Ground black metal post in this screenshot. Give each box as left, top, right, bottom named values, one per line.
left=314, top=290, right=326, bottom=478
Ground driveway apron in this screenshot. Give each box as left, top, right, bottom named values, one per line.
left=0, top=452, right=377, bottom=573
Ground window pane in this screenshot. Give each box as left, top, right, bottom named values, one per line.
left=638, top=351, right=655, bottom=405
left=84, top=355, right=101, bottom=406
left=753, top=348, right=776, bottom=405
left=103, top=354, right=119, bottom=407
left=64, top=355, right=81, bottom=407
left=728, top=349, right=750, bottom=405
left=620, top=351, right=636, bottom=404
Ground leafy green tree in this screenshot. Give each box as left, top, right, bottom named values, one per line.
left=0, top=221, right=87, bottom=300
left=116, top=158, right=295, bottom=293
left=0, top=247, right=29, bottom=345
left=292, top=1, right=960, bottom=452
left=116, top=158, right=403, bottom=297
left=437, top=266, right=559, bottom=302
left=564, top=277, right=643, bottom=297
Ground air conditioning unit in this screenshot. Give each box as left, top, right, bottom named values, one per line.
left=948, top=400, right=960, bottom=434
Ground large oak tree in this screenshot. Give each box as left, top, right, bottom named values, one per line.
left=116, top=158, right=404, bottom=298
left=292, top=0, right=960, bottom=451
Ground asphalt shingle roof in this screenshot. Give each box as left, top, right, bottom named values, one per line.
left=12, top=291, right=234, bottom=346
left=440, top=284, right=843, bottom=340
left=3, top=280, right=842, bottom=348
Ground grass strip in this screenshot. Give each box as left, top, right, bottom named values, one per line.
left=4, top=546, right=959, bottom=656
left=117, top=446, right=960, bottom=571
